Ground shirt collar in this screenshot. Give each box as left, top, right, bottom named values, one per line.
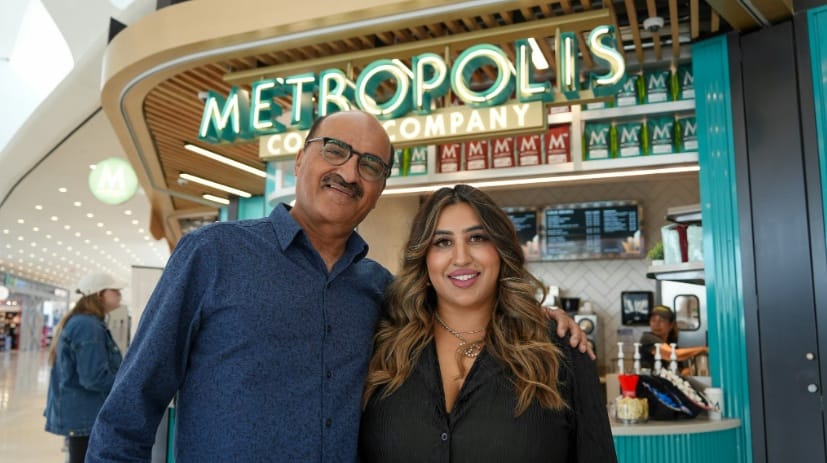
left=268, top=203, right=370, bottom=263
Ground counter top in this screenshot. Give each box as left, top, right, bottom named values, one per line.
left=611, top=417, right=741, bottom=436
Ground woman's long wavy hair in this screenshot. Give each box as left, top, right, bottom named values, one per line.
left=47, top=292, right=108, bottom=366
left=364, top=184, right=566, bottom=415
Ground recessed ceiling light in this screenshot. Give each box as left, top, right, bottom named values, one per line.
left=2, top=229, right=8, bottom=234
left=87, top=213, right=94, bottom=218
left=74, top=232, right=81, bottom=237
left=45, top=234, right=51, bottom=239
left=113, top=238, right=120, bottom=243
left=202, top=194, right=230, bottom=205
left=17, top=236, right=23, bottom=241
left=183, top=143, right=267, bottom=177
left=84, top=240, right=90, bottom=244
left=124, top=210, right=132, bottom=216
left=105, top=231, right=112, bottom=236
left=73, top=201, right=82, bottom=207
left=131, top=219, right=139, bottom=225
left=17, top=219, right=24, bottom=224
left=32, top=227, right=39, bottom=232
left=35, top=205, right=43, bottom=210
left=50, top=216, right=58, bottom=221
left=179, top=173, right=252, bottom=198
left=58, top=187, right=67, bottom=193
left=97, top=223, right=104, bottom=228
left=63, top=225, right=71, bottom=230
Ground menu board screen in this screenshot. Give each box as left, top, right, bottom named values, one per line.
left=504, top=207, right=541, bottom=261
left=542, top=201, right=643, bottom=260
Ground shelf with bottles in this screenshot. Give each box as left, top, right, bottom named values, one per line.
left=384, top=149, right=697, bottom=193
left=665, top=203, right=702, bottom=224
left=647, top=202, right=705, bottom=285
left=580, top=99, right=695, bottom=122
left=646, top=261, right=705, bottom=285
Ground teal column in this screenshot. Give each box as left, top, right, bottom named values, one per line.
left=810, top=6, right=827, bottom=249
left=614, top=429, right=740, bottom=463
left=217, top=196, right=267, bottom=221
left=692, top=36, right=751, bottom=463
left=237, top=195, right=266, bottom=219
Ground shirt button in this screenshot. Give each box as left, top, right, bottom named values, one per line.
left=440, top=432, right=448, bottom=442
left=326, top=325, right=332, bottom=334
left=326, top=418, right=332, bottom=428
left=326, top=369, right=332, bottom=379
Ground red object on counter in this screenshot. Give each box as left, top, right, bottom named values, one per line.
left=618, top=374, right=640, bottom=398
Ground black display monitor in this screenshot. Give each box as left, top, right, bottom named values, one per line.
left=503, top=207, right=541, bottom=261
left=541, top=200, right=643, bottom=261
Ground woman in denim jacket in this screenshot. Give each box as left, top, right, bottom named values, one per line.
left=45, top=272, right=124, bottom=463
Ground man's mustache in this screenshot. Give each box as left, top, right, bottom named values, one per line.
left=322, top=173, right=363, bottom=199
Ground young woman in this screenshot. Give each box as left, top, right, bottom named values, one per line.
left=360, top=185, right=616, bottom=462
left=45, top=272, right=124, bottom=463
left=639, top=304, right=709, bottom=375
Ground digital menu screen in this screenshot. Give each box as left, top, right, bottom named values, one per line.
left=542, top=201, right=643, bottom=261
left=504, top=207, right=540, bottom=261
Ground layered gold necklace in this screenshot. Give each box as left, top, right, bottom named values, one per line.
left=434, top=312, right=485, bottom=358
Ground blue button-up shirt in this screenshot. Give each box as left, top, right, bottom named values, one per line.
left=87, top=204, right=393, bottom=462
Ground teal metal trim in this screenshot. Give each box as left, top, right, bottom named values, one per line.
left=238, top=195, right=266, bottom=219
left=614, top=428, right=740, bottom=463
left=692, top=35, right=751, bottom=463
left=810, top=6, right=827, bottom=252
left=167, top=406, right=176, bottom=463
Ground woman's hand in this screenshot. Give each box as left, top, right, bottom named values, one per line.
left=544, top=308, right=596, bottom=360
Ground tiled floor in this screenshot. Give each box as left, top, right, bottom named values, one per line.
left=0, top=349, right=65, bottom=462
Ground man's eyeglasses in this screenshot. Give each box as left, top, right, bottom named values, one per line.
left=304, top=137, right=391, bottom=182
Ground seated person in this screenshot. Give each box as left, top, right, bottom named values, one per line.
left=640, top=305, right=708, bottom=375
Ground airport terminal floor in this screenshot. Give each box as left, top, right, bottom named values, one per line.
left=1, top=349, right=65, bottom=462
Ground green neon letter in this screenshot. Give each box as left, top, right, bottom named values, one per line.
left=587, top=25, right=626, bottom=97
left=412, top=53, right=449, bottom=114
left=318, top=69, right=355, bottom=116
left=515, top=39, right=552, bottom=103
left=198, top=87, right=251, bottom=143
left=451, top=44, right=514, bottom=108
left=355, top=59, right=412, bottom=119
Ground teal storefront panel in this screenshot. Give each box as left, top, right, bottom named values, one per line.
left=692, top=35, right=751, bottom=463
left=614, top=428, right=740, bottom=463
left=810, top=5, right=827, bottom=251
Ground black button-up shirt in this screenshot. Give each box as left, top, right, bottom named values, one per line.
left=360, top=331, right=617, bottom=462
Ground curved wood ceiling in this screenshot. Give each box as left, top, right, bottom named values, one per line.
left=132, top=0, right=789, bottom=245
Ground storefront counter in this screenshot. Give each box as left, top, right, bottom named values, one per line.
left=612, top=417, right=741, bottom=463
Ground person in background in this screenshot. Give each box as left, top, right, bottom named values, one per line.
left=86, top=111, right=589, bottom=462
left=44, top=272, right=125, bottom=463
left=639, top=304, right=708, bottom=375
left=360, top=185, right=616, bottom=462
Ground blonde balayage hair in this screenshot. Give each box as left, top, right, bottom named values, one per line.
left=364, top=184, right=566, bottom=415
left=48, top=292, right=109, bottom=366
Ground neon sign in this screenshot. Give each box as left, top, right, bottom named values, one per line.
left=198, top=25, right=625, bottom=146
